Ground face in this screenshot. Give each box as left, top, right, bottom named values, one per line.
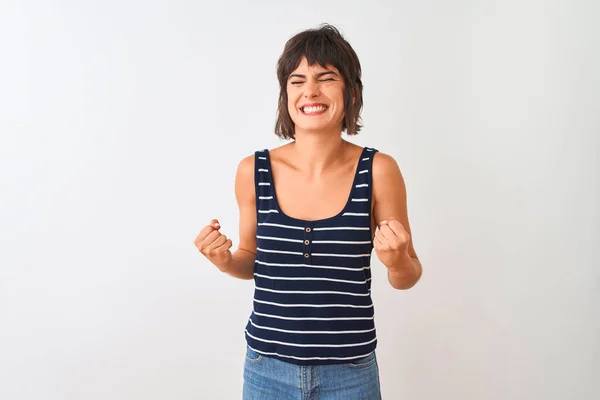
left=287, top=57, right=346, bottom=134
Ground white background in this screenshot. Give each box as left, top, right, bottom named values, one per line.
left=1, top=0, right=598, bottom=399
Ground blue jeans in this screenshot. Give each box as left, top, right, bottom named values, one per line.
left=243, top=346, right=382, bottom=400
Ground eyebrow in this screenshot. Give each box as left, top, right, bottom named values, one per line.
left=288, top=71, right=339, bottom=80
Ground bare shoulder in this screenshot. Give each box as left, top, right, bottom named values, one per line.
left=372, top=150, right=403, bottom=180
left=236, top=154, right=255, bottom=177
left=235, top=154, right=256, bottom=203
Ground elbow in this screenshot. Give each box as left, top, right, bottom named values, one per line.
left=388, top=262, right=422, bottom=290
left=389, top=278, right=418, bottom=290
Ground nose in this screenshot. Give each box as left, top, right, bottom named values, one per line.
left=303, top=80, right=320, bottom=98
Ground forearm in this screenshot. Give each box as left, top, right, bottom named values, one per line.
left=386, top=252, right=422, bottom=290
left=221, top=248, right=256, bottom=280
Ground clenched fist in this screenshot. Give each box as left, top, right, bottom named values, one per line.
left=373, top=218, right=411, bottom=270
left=194, top=219, right=233, bottom=272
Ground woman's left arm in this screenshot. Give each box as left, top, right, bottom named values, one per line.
left=372, top=152, right=423, bottom=290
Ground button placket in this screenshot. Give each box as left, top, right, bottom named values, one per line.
left=303, top=224, right=314, bottom=262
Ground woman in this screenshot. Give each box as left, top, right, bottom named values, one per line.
left=195, top=24, right=422, bottom=399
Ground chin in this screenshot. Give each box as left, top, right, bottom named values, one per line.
left=297, top=124, right=333, bottom=133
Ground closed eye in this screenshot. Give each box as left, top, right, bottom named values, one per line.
left=290, top=78, right=335, bottom=85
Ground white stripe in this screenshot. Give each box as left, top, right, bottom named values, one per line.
left=366, top=148, right=374, bottom=151
left=247, top=345, right=374, bottom=361
left=251, top=250, right=364, bottom=259
left=253, top=311, right=374, bottom=321
left=258, top=196, right=273, bottom=200
left=258, top=209, right=279, bottom=214
left=311, top=253, right=371, bottom=258
left=254, top=298, right=373, bottom=308
left=359, top=170, right=368, bottom=174
left=351, top=198, right=368, bottom=202
left=249, top=319, right=375, bottom=334
left=258, top=157, right=267, bottom=160
left=246, top=330, right=376, bottom=348
left=355, top=184, right=369, bottom=188
left=255, top=286, right=370, bottom=297
left=312, top=240, right=372, bottom=244
left=258, top=222, right=305, bottom=230
left=257, top=247, right=303, bottom=255
left=256, top=235, right=303, bottom=243
left=255, top=260, right=370, bottom=272
left=313, top=226, right=369, bottom=231
left=258, top=169, right=269, bottom=172
left=343, top=212, right=369, bottom=216
left=255, top=273, right=366, bottom=285
left=258, top=182, right=270, bottom=186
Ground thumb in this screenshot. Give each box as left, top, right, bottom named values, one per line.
left=378, top=217, right=397, bottom=228
left=210, top=219, right=221, bottom=230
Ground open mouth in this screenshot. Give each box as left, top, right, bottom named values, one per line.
left=300, top=104, right=328, bottom=115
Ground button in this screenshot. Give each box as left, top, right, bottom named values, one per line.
left=305, top=227, right=311, bottom=233
left=304, top=253, right=310, bottom=258
left=304, top=240, right=310, bottom=245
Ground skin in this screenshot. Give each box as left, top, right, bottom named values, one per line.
left=194, top=57, right=422, bottom=289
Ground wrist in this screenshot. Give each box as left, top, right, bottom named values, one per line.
left=387, top=251, right=414, bottom=274
left=217, top=257, right=233, bottom=273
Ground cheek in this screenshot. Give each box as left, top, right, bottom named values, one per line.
left=331, top=88, right=346, bottom=113
left=333, top=101, right=345, bottom=119
left=286, top=92, right=298, bottom=117
left=287, top=100, right=298, bottom=121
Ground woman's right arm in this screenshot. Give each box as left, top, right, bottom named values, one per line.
left=222, top=155, right=257, bottom=279
left=194, top=155, right=257, bottom=280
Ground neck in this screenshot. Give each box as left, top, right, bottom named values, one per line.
left=289, top=129, right=347, bottom=174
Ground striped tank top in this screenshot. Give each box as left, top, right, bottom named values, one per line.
left=244, top=146, right=379, bottom=366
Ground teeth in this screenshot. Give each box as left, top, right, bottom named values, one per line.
left=302, top=105, right=327, bottom=113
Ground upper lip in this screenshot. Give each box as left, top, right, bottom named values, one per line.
left=299, top=103, right=328, bottom=109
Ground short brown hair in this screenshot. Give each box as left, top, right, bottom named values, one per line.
left=275, top=24, right=364, bottom=140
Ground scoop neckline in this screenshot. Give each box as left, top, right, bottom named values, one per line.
left=263, top=147, right=368, bottom=225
